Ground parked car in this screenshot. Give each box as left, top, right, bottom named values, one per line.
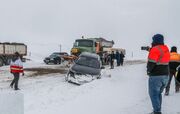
left=65, top=52, right=103, bottom=85
left=44, top=52, right=68, bottom=64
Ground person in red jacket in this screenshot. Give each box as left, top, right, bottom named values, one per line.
left=147, top=34, right=170, bottom=114
left=10, top=52, right=24, bottom=90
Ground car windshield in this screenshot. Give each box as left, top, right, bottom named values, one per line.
left=74, top=40, right=93, bottom=47
left=76, top=56, right=100, bottom=68
left=50, top=54, right=58, bottom=58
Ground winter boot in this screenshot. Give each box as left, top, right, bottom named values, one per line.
left=164, top=91, right=169, bottom=96
left=10, top=84, right=13, bottom=88
left=14, top=88, right=20, bottom=91
left=165, top=89, right=169, bottom=96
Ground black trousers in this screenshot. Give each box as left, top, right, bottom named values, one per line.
left=120, top=60, right=124, bottom=66
left=166, top=71, right=180, bottom=92
left=10, top=73, right=20, bottom=89
left=110, top=60, right=114, bottom=69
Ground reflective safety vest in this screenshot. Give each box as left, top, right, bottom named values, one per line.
left=10, top=58, right=24, bottom=73
left=170, top=52, right=180, bottom=62
left=148, top=45, right=170, bottom=65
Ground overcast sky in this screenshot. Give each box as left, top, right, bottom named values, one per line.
left=0, top=0, right=179, bottom=59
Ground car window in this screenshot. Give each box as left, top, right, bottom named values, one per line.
left=50, top=54, right=58, bottom=58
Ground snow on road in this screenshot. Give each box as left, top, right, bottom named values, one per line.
left=0, top=62, right=180, bottom=114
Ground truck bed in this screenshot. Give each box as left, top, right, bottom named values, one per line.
left=0, top=43, right=27, bottom=55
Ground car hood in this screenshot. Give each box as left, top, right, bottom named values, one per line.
left=70, top=64, right=101, bottom=75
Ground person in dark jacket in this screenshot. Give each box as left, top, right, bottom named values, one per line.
left=165, top=46, right=180, bottom=95
left=119, top=52, right=125, bottom=66
left=116, top=51, right=120, bottom=66
left=110, top=51, right=115, bottom=69
left=104, top=52, right=109, bottom=65
left=147, top=34, right=170, bottom=114
left=10, top=52, right=24, bottom=90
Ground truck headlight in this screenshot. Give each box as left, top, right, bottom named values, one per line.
left=71, top=48, right=79, bottom=53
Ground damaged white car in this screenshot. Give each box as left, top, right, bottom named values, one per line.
left=65, top=52, right=104, bottom=85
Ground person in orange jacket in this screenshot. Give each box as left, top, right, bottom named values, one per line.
left=147, top=34, right=170, bottom=114
left=10, top=52, right=24, bottom=90
left=165, top=46, right=180, bottom=95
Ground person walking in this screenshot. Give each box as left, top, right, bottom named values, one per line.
left=110, top=51, right=115, bottom=69
left=104, top=52, right=109, bottom=65
left=10, top=52, right=24, bottom=90
left=165, top=46, right=180, bottom=95
left=119, top=52, right=125, bottom=66
left=116, top=51, right=120, bottom=66
left=147, top=34, right=170, bottom=114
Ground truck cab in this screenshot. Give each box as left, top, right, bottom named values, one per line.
left=71, top=39, right=97, bottom=56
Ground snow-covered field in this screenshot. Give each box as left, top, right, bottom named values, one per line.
left=0, top=61, right=180, bottom=114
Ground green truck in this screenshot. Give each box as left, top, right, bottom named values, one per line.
left=71, top=37, right=114, bottom=56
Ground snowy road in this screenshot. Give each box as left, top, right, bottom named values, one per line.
left=0, top=63, right=180, bottom=114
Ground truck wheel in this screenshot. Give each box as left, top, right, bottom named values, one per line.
left=0, top=58, right=4, bottom=67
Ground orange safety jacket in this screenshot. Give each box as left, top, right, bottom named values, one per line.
left=10, top=58, right=24, bottom=73
left=170, top=52, right=180, bottom=62
left=148, top=45, right=170, bottom=65
left=169, top=52, right=180, bottom=72
left=147, top=45, right=170, bottom=76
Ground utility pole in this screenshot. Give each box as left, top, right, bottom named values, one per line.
left=132, top=51, right=134, bottom=58
left=59, top=44, right=61, bottom=52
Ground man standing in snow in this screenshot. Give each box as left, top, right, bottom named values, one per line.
left=110, top=51, right=115, bottom=69
left=116, top=51, right=120, bottom=66
left=10, top=52, right=24, bottom=90
left=119, top=52, right=125, bottom=66
left=165, top=46, right=180, bottom=95
left=147, top=34, right=170, bottom=114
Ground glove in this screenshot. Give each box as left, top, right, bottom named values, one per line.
left=22, top=72, right=25, bottom=76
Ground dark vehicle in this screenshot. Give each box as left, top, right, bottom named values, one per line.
left=65, top=52, right=103, bottom=85
left=44, top=52, right=68, bottom=64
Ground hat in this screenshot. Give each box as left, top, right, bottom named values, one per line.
left=152, top=34, right=164, bottom=44
left=171, top=46, right=177, bottom=52
left=14, top=52, right=20, bottom=57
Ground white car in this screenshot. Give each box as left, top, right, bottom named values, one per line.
left=65, top=52, right=103, bottom=85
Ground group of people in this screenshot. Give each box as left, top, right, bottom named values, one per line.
left=147, top=34, right=180, bottom=114
left=102, top=51, right=125, bottom=69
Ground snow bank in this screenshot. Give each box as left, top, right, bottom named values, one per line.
left=0, top=61, right=180, bottom=114
left=0, top=92, right=24, bottom=114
